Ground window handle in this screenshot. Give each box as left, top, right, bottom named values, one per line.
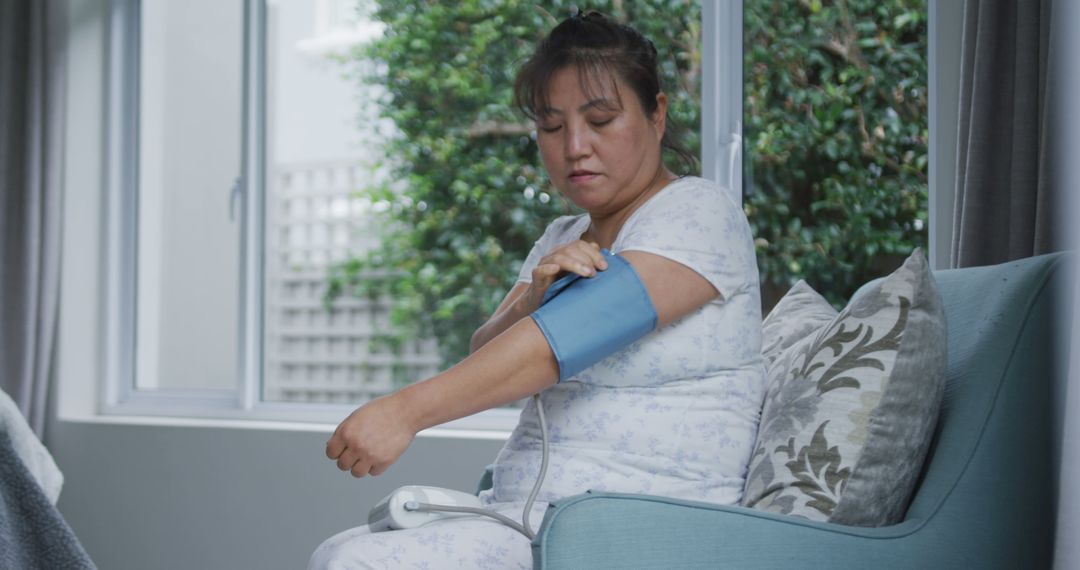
left=725, top=120, right=742, bottom=193
left=229, top=176, right=244, bottom=221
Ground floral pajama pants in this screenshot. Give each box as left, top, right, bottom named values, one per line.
left=307, top=501, right=548, bottom=569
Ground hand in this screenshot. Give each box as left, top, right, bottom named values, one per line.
left=325, top=394, right=417, bottom=478
left=519, top=240, right=608, bottom=312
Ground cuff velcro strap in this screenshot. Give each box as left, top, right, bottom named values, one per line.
left=530, top=250, right=658, bottom=382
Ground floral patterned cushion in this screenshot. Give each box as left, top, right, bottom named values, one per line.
left=760, top=280, right=839, bottom=367
left=741, top=248, right=946, bottom=527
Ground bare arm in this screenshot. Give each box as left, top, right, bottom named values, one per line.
left=326, top=316, right=558, bottom=477
left=404, top=316, right=559, bottom=430
left=620, top=250, right=720, bottom=327
left=469, top=240, right=610, bottom=353
left=468, top=281, right=531, bottom=353
left=325, top=250, right=719, bottom=477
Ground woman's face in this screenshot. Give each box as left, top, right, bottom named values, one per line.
left=535, top=66, right=667, bottom=215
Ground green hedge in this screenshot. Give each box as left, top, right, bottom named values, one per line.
left=326, top=0, right=927, bottom=373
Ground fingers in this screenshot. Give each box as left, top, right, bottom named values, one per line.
left=335, top=448, right=359, bottom=472
left=530, top=263, right=561, bottom=284
left=331, top=446, right=376, bottom=478
left=369, top=463, right=390, bottom=476
left=328, top=429, right=364, bottom=473
left=350, top=461, right=373, bottom=478
left=583, top=241, right=608, bottom=271
left=526, top=241, right=611, bottom=310
left=328, top=430, right=391, bottom=478
left=536, top=240, right=608, bottom=279
left=325, top=433, right=346, bottom=460
left=324, top=397, right=414, bottom=479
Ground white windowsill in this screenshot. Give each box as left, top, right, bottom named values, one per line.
left=57, top=412, right=513, bottom=440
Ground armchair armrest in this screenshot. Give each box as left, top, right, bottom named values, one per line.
left=475, top=465, right=494, bottom=495
left=532, top=492, right=970, bottom=570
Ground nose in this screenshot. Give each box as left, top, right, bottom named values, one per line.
left=564, top=122, right=592, bottom=160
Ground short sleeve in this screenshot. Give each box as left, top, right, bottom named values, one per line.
left=613, top=178, right=758, bottom=300
left=515, top=215, right=586, bottom=284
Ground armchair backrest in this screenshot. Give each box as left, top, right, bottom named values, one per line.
left=899, top=252, right=1071, bottom=564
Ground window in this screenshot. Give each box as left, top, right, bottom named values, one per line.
left=100, top=0, right=926, bottom=426
left=260, top=0, right=406, bottom=405
left=134, top=0, right=244, bottom=395
left=741, top=1, right=928, bottom=312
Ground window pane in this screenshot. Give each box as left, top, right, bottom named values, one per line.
left=743, top=0, right=929, bottom=311
left=135, top=0, right=244, bottom=391
left=261, top=0, right=418, bottom=403
left=263, top=1, right=702, bottom=404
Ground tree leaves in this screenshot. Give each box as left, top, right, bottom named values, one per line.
left=325, top=0, right=926, bottom=371
left=746, top=0, right=929, bottom=311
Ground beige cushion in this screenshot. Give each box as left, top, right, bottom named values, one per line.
left=760, top=280, right=838, bottom=367
left=741, top=248, right=946, bottom=526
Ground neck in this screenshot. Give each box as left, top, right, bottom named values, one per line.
left=584, top=167, right=676, bottom=248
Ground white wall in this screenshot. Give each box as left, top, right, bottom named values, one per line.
left=48, top=421, right=503, bottom=569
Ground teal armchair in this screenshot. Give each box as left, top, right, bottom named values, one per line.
left=481, top=252, right=1072, bottom=569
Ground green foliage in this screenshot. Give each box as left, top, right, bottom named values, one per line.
left=326, top=0, right=701, bottom=368
left=744, top=0, right=928, bottom=308
left=326, top=0, right=927, bottom=370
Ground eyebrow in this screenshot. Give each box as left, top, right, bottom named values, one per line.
left=538, top=98, right=622, bottom=117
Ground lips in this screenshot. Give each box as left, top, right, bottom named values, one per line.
left=569, top=169, right=599, bottom=184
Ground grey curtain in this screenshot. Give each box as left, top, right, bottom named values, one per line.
left=951, top=0, right=1060, bottom=268
left=0, top=0, right=66, bottom=437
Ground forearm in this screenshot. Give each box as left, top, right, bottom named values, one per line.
left=469, top=295, right=533, bottom=353
left=405, top=316, right=558, bottom=431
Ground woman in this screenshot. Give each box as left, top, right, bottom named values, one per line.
left=311, top=10, right=763, bottom=569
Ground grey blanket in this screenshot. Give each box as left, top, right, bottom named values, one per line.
left=0, top=430, right=95, bottom=569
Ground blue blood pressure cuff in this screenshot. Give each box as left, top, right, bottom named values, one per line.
left=530, top=249, right=658, bottom=382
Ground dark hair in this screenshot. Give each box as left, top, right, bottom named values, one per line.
left=513, top=10, right=697, bottom=173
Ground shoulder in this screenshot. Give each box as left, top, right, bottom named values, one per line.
left=526, top=213, right=588, bottom=258
left=548, top=213, right=587, bottom=233
left=620, top=176, right=743, bottom=238
left=650, top=176, right=736, bottom=210
left=539, top=213, right=589, bottom=244
left=614, top=176, right=759, bottom=298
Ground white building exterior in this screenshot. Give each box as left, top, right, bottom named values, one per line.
left=261, top=0, right=441, bottom=403
left=262, top=161, right=441, bottom=403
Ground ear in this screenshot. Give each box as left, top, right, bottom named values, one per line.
left=652, top=92, right=668, bottom=138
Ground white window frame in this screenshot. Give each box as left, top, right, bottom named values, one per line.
left=701, top=1, right=743, bottom=204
